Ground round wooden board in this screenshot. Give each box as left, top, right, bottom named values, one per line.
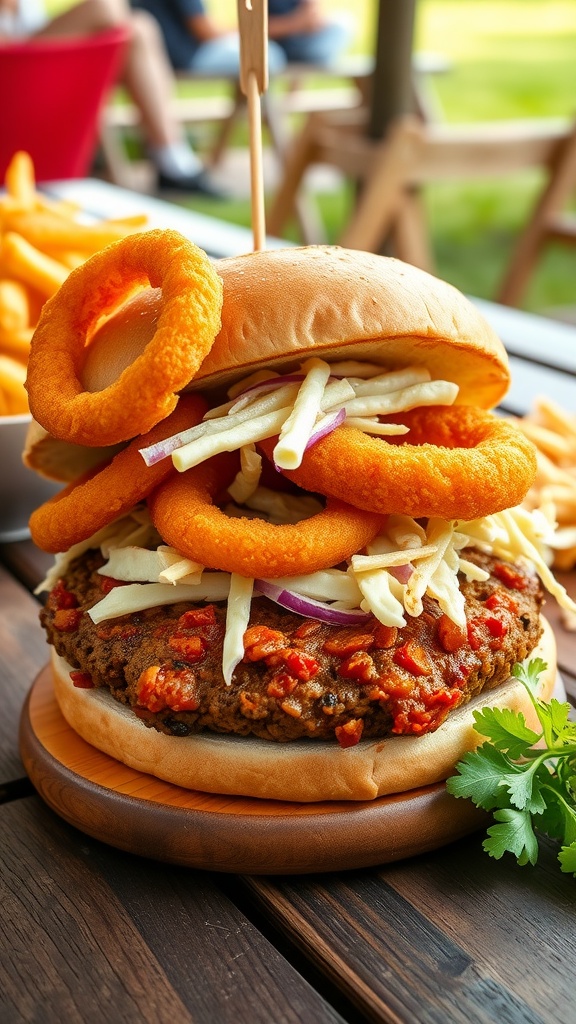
left=20, top=666, right=488, bottom=875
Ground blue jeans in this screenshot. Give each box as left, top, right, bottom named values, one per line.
left=188, top=34, right=288, bottom=76
left=188, top=18, right=351, bottom=75
left=275, top=19, right=351, bottom=67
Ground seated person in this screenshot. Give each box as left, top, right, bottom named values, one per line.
left=0, top=0, right=225, bottom=195
left=268, top=0, right=352, bottom=68
left=129, top=0, right=351, bottom=75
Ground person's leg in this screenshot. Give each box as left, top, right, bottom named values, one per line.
left=277, top=18, right=351, bottom=67
left=34, top=0, right=120, bottom=37
left=37, top=0, right=223, bottom=194
left=189, top=34, right=287, bottom=76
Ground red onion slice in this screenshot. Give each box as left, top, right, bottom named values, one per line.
left=255, top=578, right=371, bottom=625
left=137, top=423, right=206, bottom=468
left=233, top=372, right=342, bottom=407
left=388, top=563, right=414, bottom=584
left=305, top=407, right=346, bottom=450
left=235, top=373, right=305, bottom=398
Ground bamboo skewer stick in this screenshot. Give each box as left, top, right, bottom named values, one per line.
left=237, top=0, right=268, bottom=251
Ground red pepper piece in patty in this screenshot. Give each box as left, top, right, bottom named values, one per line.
left=493, top=562, right=528, bottom=591
left=53, top=608, right=83, bottom=632
left=47, top=579, right=78, bottom=611
left=323, top=629, right=375, bottom=658
left=243, top=625, right=287, bottom=661
left=436, top=615, right=467, bottom=653
left=168, top=633, right=207, bottom=662
left=137, top=664, right=199, bottom=713
left=338, top=651, right=375, bottom=683
left=70, top=670, right=94, bottom=689
left=267, top=673, right=298, bottom=698
left=177, top=606, right=217, bottom=629
left=393, top=640, right=432, bottom=676
left=335, top=718, right=364, bottom=748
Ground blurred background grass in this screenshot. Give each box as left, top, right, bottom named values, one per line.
left=180, top=1, right=576, bottom=313
left=48, top=0, right=576, bottom=312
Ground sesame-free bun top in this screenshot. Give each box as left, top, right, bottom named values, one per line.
left=26, top=246, right=510, bottom=479
left=196, top=247, right=510, bottom=406
left=82, top=246, right=510, bottom=407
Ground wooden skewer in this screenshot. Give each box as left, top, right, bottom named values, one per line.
left=237, top=0, right=268, bottom=251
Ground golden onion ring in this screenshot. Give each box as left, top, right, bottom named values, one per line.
left=260, top=406, right=537, bottom=521
left=148, top=453, right=385, bottom=578
left=30, top=395, right=207, bottom=553
left=26, top=229, right=222, bottom=447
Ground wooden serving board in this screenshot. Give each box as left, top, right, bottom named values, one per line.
left=19, top=666, right=488, bottom=875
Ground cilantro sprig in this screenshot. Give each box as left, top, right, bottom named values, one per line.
left=446, top=658, right=576, bottom=875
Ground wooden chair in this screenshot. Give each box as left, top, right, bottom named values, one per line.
left=267, top=108, right=573, bottom=275
left=0, top=27, right=129, bottom=182
left=497, top=120, right=576, bottom=306
left=98, top=52, right=447, bottom=194
left=98, top=57, right=372, bottom=193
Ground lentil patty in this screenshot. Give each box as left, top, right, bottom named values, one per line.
left=41, top=548, right=544, bottom=745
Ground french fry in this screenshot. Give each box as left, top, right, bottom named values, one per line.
left=515, top=397, right=576, bottom=570
left=1, top=232, right=69, bottom=297
left=0, top=152, right=148, bottom=420
left=4, top=150, right=36, bottom=208
left=101, top=214, right=149, bottom=229
left=1, top=209, right=139, bottom=254
left=0, top=353, right=28, bottom=413
left=0, top=328, right=33, bottom=364
left=0, top=278, right=30, bottom=332
left=43, top=249, right=88, bottom=270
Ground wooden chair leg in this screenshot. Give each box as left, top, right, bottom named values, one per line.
left=208, top=81, right=245, bottom=168
left=391, top=189, right=434, bottom=271
left=339, top=116, right=424, bottom=254
left=98, top=119, right=154, bottom=192
left=262, top=94, right=326, bottom=244
left=498, top=125, right=576, bottom=307
left=267, top=112, right=324, bottom=241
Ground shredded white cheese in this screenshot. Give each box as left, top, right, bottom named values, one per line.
left=140, top=361, right=459, bottom=476
left=222, top=575, right=254, bottom=685
left=87, top=575, right=232, bottom=624
left=40, top=359, right=576, bottom=687
left=273, top=357, right=332, bottom=470
left=227, top=444, right=262, bottom=503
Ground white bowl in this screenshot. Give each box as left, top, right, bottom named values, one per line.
left=0, top=414, right=60, bottom=542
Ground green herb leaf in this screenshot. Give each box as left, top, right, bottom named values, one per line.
left=511, top=657, right=548, bottom=691
left=471, top=705, right=539, bottom=758
left=483, top=807, right=539, bottom=866
left=446, top=743, right=517, bottom=810
left=558, top=843, right=576, bottom=876
left=448, top=658, right=576, bottom=876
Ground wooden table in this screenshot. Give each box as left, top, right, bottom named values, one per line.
left=1, top=184, right=575, bottom=1023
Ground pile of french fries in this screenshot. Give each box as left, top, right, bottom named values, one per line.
left=513, top=396, right=576, bottom=572
left=0, top=151, right=147, bottom=415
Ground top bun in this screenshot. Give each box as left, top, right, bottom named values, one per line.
left=196, top=247, right=510, bottom=407
left=26, top=246, right=511, bottom=479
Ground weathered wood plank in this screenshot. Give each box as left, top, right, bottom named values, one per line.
left=0, top=798, right=346, bottom=1024
left=0, top=565, right=48, bottom=781
left=244, top=831, right=576, bottom=1024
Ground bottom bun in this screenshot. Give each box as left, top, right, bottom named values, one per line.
left=51, top=618, right=557, bottom=803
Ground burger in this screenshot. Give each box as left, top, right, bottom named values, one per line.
left=24, top=241, right=571, bottom=803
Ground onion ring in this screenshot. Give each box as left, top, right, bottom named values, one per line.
left=26, top=229, right=223, bottom=447
left=259, top=406, right=537, bottom=521
left=148, top=455, right=385, bottom=578
left=30, top=395, right=207, bottom=553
